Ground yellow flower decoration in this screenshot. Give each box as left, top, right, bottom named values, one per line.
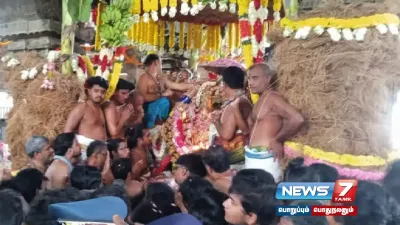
left=105, top=62, right=122, bottom=101
left=168, top=21, right=175, bottom=52
left=280, top=13, right=400, bottom=30
left=286, top=141, right=400, bottom=167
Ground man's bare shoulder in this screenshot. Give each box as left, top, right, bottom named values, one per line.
left=102, top=100, right=116, bottom=110
left=46, top=160, right=68, bottom=176
left=137, top=73, right=150, bottom=83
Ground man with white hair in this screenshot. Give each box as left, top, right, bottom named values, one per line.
left=23, top=136, right=54, bottom=174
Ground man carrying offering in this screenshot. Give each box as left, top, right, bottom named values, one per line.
left=64, top=76, right=109, bottom=158
left=103, top=78, right=135, bottom=139
left=247, top=64, right=304, bottom=181
left=137, top=54, right=195, bottom=128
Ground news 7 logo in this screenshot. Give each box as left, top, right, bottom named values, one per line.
left=275, top=179, right=358, bottom=203
left=332, top=179, right=358, bottom=203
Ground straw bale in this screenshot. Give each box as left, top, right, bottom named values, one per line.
left=2, top=52, right=83, bottom=170
left=269, top=1, right=400, bottom=159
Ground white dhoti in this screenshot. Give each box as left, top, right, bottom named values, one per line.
left=76, top=134, right=96, bottom=161
left=244, top=146, right=281, bottom=182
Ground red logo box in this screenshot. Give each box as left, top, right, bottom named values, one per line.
left=332, top=179, right=358, bottom=203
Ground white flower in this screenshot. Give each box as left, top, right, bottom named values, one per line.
left=376, top=24, right=388, bottom=34
left=210, top=1, right=217, bottom=9
left=259, top=7, right=269, bottom=21
left=183, top=50, right=191, bottom=58
left=102, top=69, right=110, bottom=80
left=159, top=48, right=165, bottom=55
left=198, top=2, right=205, bottom=10
left=248, top=13, right=257, bottom=26
left=151, top=10, right=159, bottom=21
left=229, top=3, right=236, bottom=13
left=388, top=24, right=399, bottom=35
left=178, top=49, right=184, bottom=55
left=143, top=12, right=150, bottom=23
left=95, top=67, right=102, bottom=76
left=47, top=50, right=60, bottom=62
left=169, top=7, right=177, bottom=18
left=354, top=28, right=367, bottom=41
left=180, top=2, right=190, bottom=15
left=327, top=27, right=341, bottom=42
left=294, top=29, right=302, bottom=39
left=119, top=55, right=125, bottom=61
left=42, top=69, right=48, bottom=75
left=342, top=28, right=354, bottom=41
left=1, top=54, right=11, bottom=63
left=313, top=25, right=325, bottom=35
left=20, top=70, right=29, bottom=80
left=248, top=1, right=255, bottom=9
left=283, top=28, right=293, bottom=37
left=251, top=36, right=258, bottom=56
left=300, top=26, right=311, bottom=39
left=218, top=2, right=228, bottom=12
left=169, top=48, right=175, bottom=54
left=161, top=7, right=168, bottom=16
left=71, top=58, right=78, bottom=71
left=133, top=14, right=140, bottom=23
left=273, top=11, right=281, bottom=22
left=28, top=68, right=38, bottom=79
left=7, top=58, right=20, bottom=67
left=76, top=68, right=87, bottom=82
left=190, top=5, right=199, bottom=15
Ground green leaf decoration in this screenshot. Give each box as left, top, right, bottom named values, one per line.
left=68, top=0, right=94, bottom=23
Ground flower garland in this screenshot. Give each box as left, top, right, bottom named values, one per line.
left=160, top=0, right=168, bottom=16
left=228, top=23, right=234, bottom=53
left=273, top=0, right=282, bottom=21
left=195, top=81, right=217, bottom=107
left=178, top=22, right=185, bottom=55
left=190, top=0, right=200, bottom=15
left=219, top=0, right=228, bottom=12
left=248, top=0, right=267, bottom=61
left=105, top=61, right=122, bottom=101
left=150, top=126, right=167, bottom=160
left=131, top=0, right=141, bottom=23
left=281, top=13, right=400, bottom=41
left=284, top=145, right=385, bottom=180
left=229, top=0, right=237, bottom=13
left=159, top=21, right=166, bottom=55
left=193, top=24, right=202, bottom=51
left=168, top=21, right=175, bottom=53
left=186, top=23, right=193, bottom=56
left=169, top=0, right=178, bottom=18
left=180, top=0, right=190, bottom=15
left=150, top=0, right=159, bottom=21
left=238, top=0, right=252, bottom=68
left=173, top=106, right=191, bottom=155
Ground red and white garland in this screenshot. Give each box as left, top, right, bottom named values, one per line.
left=248, top=0, right=269, bottom=60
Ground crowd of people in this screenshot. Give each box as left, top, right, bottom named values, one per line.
left=1, top=53, right=399, bottom=225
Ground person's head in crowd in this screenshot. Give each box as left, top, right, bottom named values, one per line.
left=222, top=66, right=245, bottom=97
left=125, top=124, right=151, bottom=150
left=0, top=168, right=47, bottom=203
left=174, top=153, right=207, bottom=184
left=0, top=189, right=25, bottom=225
left=25, top=135, right=54, bottom=168
left=108, top=138, right=130, bottom=160
left=25, top=187, right=84, bottom=225
left=283, top=157, right=320, bottom=182
left=224, top=169, right=278, bottom=225
left=280, top=200, right=328, bottom=225
left=90, top=184, right=131, bottom=212
left=248, top=63, right=278, bottom=94
left=85, top=76, right=109, bottom=104
left=383, top=160, right=400, bottom=203
left=127, top=90, right=144, bottom=111
left=86, top=140, right=108, bottom=169
left=179, top=176, right=228, bottom=225
left=53, top=132, right=81, bottom=165
left=202, top=145, right=231, bottom=179
left=70, top=165, right=101, bottom=190
left=112, top=79, right=135, bottom=105
left=335, top=180, right=400, bottom=225
left=309, top=163, right=339, bottom=182
left=130, top=182, right=181, bottom=224
left=177, top=69, right=193, bottom=83
left=144, top=54, right=162, bottom=75
left=111, top=158, right=132, bottom=181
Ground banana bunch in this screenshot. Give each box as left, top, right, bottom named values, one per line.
left=99, top=0, right=133, bottom=47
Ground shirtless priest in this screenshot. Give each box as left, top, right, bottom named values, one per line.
left=64, top=76, right=109, bottom=158
left=137, top=54, right=195, bottom=128
left=247, top=64, right=304, bottom=181
left=103, top=78, right=135, bottom=139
